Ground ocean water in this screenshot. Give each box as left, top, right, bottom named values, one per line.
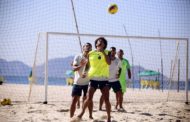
left=4, top=76, right=67, bottom=86
left=2, top=76, right=190, bottom=90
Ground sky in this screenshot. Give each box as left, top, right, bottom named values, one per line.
left=0, top=0, right=190, bottom=79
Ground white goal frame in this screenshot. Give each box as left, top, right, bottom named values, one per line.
left=32, top=32, right=189, bottom=104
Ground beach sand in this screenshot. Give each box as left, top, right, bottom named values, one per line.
left=0, top=84, right=190, bottom=122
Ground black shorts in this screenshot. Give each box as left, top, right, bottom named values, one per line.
left=71, top=84, right=88, bottom=97
left=90, top=80, right=108, bottom=90
left=107, top=81, right=121, bottom=93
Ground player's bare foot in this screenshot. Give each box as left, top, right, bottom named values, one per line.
left=107, top=117, right=111, bottom=122
left=118, top=107, right=126, bottom=112
left=70, top=116, right=81, bottom=122
left=89, top=115, right=93, bottom=119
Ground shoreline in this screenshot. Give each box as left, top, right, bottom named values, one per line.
left=0, top=83, right=189, bottom=102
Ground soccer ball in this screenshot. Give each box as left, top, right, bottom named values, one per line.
left=108, top=4, right=118, bottom=14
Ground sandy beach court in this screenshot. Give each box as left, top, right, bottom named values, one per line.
left=0, top=84, right=190, bottom=122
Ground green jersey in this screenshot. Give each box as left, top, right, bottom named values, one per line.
left=119, top=58, right=130, bottom=93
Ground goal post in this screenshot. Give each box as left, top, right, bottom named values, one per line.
left=29, top=32, right=189, bottom=104
left=185, top=40, right=189, bottom=104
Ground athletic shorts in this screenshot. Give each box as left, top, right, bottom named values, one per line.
left=71, top=84, right=88, bottom=97
left=90, top=80, right=108, bottom=90
left=107, top=81, right=121, bottom=93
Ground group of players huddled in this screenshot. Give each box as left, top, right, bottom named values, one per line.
left=70, top=37, right=131, bottom=122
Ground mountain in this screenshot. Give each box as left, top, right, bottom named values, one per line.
left=0, top=56, right=74, bottom=77
left=0, top=59, right=31, bottom=76
left=35, top=56, right=74, bottom=77
left=0, top=57, right=170, bottom=81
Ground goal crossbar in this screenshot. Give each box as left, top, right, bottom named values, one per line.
left=45, top=32, right=188, bottom=41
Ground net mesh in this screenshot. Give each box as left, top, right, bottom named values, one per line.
left=0, top=0, right=189, bottom=103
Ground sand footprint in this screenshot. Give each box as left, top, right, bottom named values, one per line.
left=140, top=113, right=153, bottom=116
left=57, top=109, right=69, bottom=112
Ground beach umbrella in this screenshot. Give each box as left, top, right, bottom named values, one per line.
left=138, top=70, right=160, bottom=77
left=65, top=70, right=74, bottom=77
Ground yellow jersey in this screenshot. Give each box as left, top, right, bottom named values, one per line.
left=88, top=50, right=109, bottom=79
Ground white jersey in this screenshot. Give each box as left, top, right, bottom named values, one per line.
left=73, top=54, right=89, bottom=85
left=109, top=58, right=121, bottom=82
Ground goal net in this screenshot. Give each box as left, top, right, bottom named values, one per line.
left=0, top=0, right=189, bottom=104
left=28, top=32, right=189, bottom=103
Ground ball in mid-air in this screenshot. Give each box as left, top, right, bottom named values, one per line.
left=108, top=4, right=118, bottom=14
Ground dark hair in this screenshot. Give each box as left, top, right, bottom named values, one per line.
left=118, top=49, right=124, bottom=53
left=110, top=47, right=116, bottom=51
left=95, top=37, right=107, bottom=49
left=83, top=42, right=92, bottom=48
